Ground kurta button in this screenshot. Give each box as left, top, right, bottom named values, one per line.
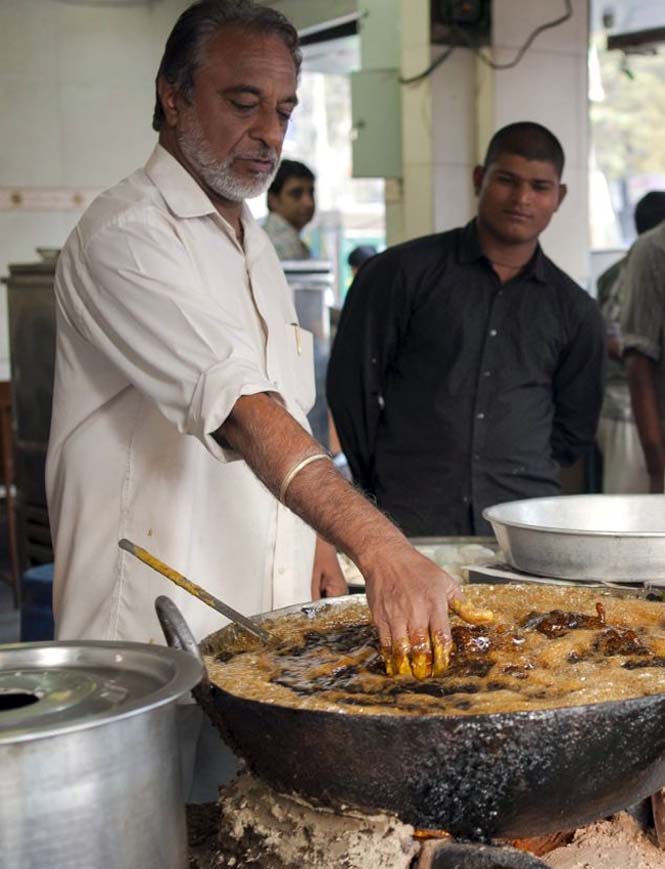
left=482, top=370, right=491, bottom=377
left=489, top=329, right=497, bottom=337
left=473, top=453, right=480, bottom=460
left=476, top=412, right=485, bottom=420
left=277, top=567, right=285, bottom=575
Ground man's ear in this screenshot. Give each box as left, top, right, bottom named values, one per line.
left=267, top=191, right=278, bottom=212
left=472, top=165, right=485, bottom=196
left=556, top=183, right=568, bottom=210
left=157, top=76, right=180, bottom=128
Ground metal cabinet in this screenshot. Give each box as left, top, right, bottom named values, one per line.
left=3, top=258, right=56, bottom=571
left=283, top=260, right=334, bottom=447
left=1, top=255, right=335, bottom=572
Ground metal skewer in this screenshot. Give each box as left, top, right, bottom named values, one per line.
left=118, top=538, right=274, bottom=644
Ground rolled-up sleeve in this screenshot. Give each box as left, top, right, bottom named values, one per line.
left=62, top=209, right=278, bottom=461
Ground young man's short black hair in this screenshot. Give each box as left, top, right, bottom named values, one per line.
left=634, top=191, right=665, bottom=235
left=348, top=245, right=377, bottom=269
left=483, top=121, right=565, bottom=178
left=268, top=160, right=315, bottom=199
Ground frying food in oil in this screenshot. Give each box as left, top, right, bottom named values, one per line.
left=205, top=585, right=665, bottom=717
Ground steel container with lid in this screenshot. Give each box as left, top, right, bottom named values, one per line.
left=0, top=639, right=202, bottom=869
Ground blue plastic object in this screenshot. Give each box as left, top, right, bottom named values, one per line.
left=20, top=563, right=54, bottom=642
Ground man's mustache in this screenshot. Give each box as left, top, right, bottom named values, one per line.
left=235, top=149, right=277, bottom=164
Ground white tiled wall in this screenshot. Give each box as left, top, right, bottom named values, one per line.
left=0, top=0, right=190, bottom=373
left=490, top=0, right=590, bottom=288
left=431, top=47, right=477, bottom=231
left=428, top=0, right=590, bottom=287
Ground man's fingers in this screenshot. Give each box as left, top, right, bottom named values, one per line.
left=324, top=573, right=349, bottom=597
left=432, top=632, right=452, bottom=676
left=377, top=611, right=415, bottom=677
left=409, top=629, right=433, bottom=680
left=428, top=598, right=453, bottom=676
left=387, top=611, right=411, bottom=676
left=375, top=616, right=395, bottom=676
left=368, top=555, right=462, bottom=679
left=310, top=572, right=322, bottom=601
left=393, top=637, right=413, bottom=676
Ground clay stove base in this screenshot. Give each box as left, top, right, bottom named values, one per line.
left=207, top=772, right=417, bottom=868
left=187, top=774, right=665, bottom=869
left=186, top=774, right=544, bottom=869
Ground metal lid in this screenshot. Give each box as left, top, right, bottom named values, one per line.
left=0, top=641, right=202, bottom=744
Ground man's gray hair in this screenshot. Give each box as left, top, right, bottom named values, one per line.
left=152, top=0, right=301, bottom=132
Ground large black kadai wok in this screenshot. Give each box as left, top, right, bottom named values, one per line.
left=156, top=594, right=665, bottom=841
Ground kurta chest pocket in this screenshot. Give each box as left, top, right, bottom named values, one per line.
left=282, top=322, right=316, bottom=415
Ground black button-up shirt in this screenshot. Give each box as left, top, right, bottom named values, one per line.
left=327, top=220, right=605, bottom=536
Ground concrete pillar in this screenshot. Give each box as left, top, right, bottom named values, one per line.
left=354, top=0, right=589, bottom=282
left=397, top=0, right=435, bottom=243
left=487, top=0, right=590, bottom=286
left=428, top=0, right=590, bottom=286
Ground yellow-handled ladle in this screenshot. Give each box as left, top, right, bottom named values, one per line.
left=118, top=538, right=274, bottom=645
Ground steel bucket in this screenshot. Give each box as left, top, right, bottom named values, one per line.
left=0, top=638, right=202, bottom=869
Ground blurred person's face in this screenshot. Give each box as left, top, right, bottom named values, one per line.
left=159, top=27, right=298, bottom=205
left=269, top=176, right=315, bottom=230
left=473, top=153, right=566, bottom=247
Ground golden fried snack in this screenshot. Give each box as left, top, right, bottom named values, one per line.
left=449, top=597, right=495, bottom=625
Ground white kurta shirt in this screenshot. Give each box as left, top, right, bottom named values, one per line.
left=47, top=144, right=316, bottom=644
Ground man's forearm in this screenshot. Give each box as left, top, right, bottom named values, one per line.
left=625, top=351, right=665, bottom=485
left=216, top=392, right=405, bottom=569
left=217, top=391, right=468, bottom=679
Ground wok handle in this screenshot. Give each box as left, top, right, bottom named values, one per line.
left=155, top=594, right=213, bottom=708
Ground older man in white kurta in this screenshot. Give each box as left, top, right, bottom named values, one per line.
left=45, top=1, right=466, bottom=710
left=47, top=143, right=316, bottom=644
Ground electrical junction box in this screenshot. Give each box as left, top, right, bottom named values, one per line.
left=430, top=0, right=491, bottom=46
left=350, top=68, right=402, bottom=178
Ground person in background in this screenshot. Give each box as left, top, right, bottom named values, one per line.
left=348, top=244, right=377, bottom=277
left=263, top=159, right=315, bottom=259
left=47, top=0, right=465, bottom=800
left=596, top=192, right=665, bottom=493
left=328, top=121, right=606, bottom=537
left=620, top=195, right=665, bottom=493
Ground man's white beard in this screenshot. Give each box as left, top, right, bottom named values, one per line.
left=177, top=116, right=277, bottom=202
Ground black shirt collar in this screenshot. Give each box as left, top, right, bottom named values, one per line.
left=458, top=218, right=548, bottom=284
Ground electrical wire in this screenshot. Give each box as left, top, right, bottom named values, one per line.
left=399, top=45, right=456, bottom=85
left=458, top=0, right=573, bottom=70
left=400, top=0, right=573, bottom=84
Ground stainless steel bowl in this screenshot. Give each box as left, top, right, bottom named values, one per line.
left=483, top=494, right=665, bottom=581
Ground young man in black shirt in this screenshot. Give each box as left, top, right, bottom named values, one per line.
left=327, top=122, right=605, bottom=536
